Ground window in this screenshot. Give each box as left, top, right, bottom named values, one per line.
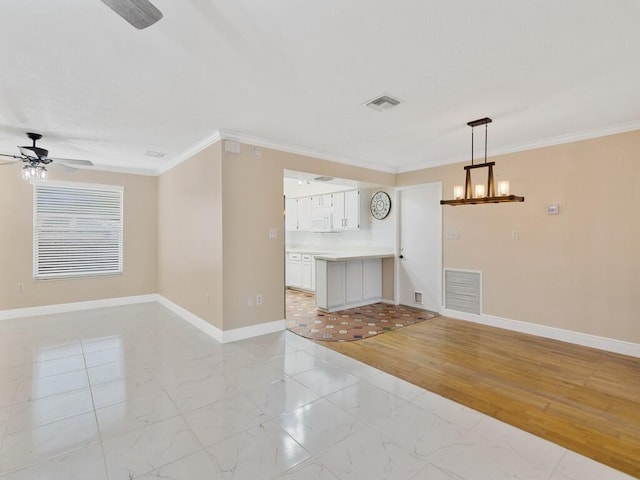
left=33, top=181, right=124, bottom=279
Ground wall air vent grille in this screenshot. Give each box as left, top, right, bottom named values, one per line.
left=444, top=269, right=481, bottom=314
left=364, top=94, right=401, bottom=112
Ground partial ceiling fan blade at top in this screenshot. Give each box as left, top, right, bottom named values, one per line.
left=49, top=158, right=94, bottom=167
left=100, top=0, right=163, bottom=30
left=0, top=153, right=22, bottom=160
left=51, top=163, right=78, bottom=173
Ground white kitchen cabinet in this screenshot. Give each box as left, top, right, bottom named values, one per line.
left=285, top=198, right=298, bottom=231
left=301, top=254, right=313, bottom=290
left=311, top=194, right=332, bottom=210
left=285, top=197, right=312, bottom=231
left=286, top=253, right=302, bottom=287
left=315, top=255, right=385, bottom=312
left=286, top=252, right=316, bottom=292
left=332, top=190, right=360, bottom=230
left=297, top=197, right=312, bottom=231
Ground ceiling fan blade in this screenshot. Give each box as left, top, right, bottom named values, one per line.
left=100, top=0, right=163, bottom=30
left=0, top=153, right=22, bottom=160
left=51, top=163, right=78, bottom=173
left=0, top=161, right=19, bottom=166
left=18, top=146, right=36, bottom=158
left=49, top=158, right=94, bottom=167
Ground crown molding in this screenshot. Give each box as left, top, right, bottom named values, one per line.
left=218, top=129, right=397, bottom=174
left=91, top=120, right=640, bottom=177
left=396, top=120, right=640, bottom=174
left=155, top=130, right=222, bottom=175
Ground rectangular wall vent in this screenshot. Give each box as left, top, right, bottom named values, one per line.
left=444, top=269, right=481, bottom=314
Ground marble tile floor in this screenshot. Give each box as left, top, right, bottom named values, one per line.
left=0, top=302, right=633, bottom=480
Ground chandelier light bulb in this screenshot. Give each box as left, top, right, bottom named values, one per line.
left=497, top=180, right=510, bottom=196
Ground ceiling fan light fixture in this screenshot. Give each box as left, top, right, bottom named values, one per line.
left=22, top=164, right=47, bottom=182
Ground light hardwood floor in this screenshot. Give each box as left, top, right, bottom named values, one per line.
left=321, top=315, right=640, bottom=477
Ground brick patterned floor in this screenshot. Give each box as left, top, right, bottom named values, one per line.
left=285, top=288, right=438, bottom=342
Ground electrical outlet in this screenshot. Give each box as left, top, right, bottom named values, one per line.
left=512, top=230, right=519, bottom=240
left=269, top=227, right=277, bottom=239
left=17, top=283, right=24, bottom=293
left=256, top=294, right=263, bottom=305
left=247, top=296, right=253, bottom=306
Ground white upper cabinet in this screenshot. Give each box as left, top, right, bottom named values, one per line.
left=332, top=190, right=360, bottom=230
left=297, top=196, right=312, bottom=231
left=287, top=189, right=360, bottom=232
left=285, top=197, right=298, bottom=231
left=285, top=197, right=312, bottom=231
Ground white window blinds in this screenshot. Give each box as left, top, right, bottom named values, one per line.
left=33, top=182, right=124, bottom=279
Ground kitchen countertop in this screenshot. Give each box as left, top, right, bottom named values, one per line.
left=286, top=247, right=395, bottom=261
left=313, top=252, right=395, bottom=261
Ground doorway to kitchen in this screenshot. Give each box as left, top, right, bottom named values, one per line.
left=283, top=170, right=396, bottom=339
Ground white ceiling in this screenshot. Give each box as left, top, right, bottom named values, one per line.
left=1, top=1, right=639, bottom=175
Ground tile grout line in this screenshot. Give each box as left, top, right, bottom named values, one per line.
left=80, top=340, right=111, bottom=480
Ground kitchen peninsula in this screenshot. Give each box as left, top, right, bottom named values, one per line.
left=314, top=251, right=394, bottom=312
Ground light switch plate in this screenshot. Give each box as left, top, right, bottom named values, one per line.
left=546, top=204, right=560, bottom=215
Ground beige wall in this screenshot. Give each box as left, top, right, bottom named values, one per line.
left=157, top=142, right=394, bottom=332
left=397, top=130, right=640, bottom=344
left=0, top=168, right=157, bottom=310
left=6, top=130, right=637, bottom=346
left=219, top=145, right=395, bottom=330
left=157, top=144, right=224, bottom=329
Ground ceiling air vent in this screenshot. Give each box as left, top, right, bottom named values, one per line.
left=364, top=94, right=401, bottom=112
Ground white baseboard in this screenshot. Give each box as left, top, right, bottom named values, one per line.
left=0, top=294, right=158, bottom=321
left=440, top=308, right=640, bottom=358
left=1, top=294, right=287, bottom=345
left=155, top=295, right=223, bottom=343
left=221, top=318, right=286, bottom=343
left=381, top=298, right=396, bottom=305
left=155, top=295, right=285, bottom=344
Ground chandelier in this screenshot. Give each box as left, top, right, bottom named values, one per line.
left=440, top=117, right=524, bottom=206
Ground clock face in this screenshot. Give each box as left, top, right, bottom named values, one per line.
left=370, top=191, right=391, bottom=220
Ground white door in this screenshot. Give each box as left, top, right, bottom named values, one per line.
left=397, top=183, right=442, bottom=312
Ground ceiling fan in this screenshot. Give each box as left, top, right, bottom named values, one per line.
left=0, top=133, right=94, bottom=181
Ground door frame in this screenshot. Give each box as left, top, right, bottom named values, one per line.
left=394, top=182, right=443, bottom=312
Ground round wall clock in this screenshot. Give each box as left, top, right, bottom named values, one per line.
left=370, top=191, right=391, bottom=220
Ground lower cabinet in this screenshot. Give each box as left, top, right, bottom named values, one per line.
left=286, top=253, right=302, bottom=288
left=286, top=252, right=315, bottom=292
left=316, top=258, right=382, bottom=312
left=301, top=254, right=313, bottom=290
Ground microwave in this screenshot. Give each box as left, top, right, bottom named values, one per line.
left=310, top=213, right=333, bottom=232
